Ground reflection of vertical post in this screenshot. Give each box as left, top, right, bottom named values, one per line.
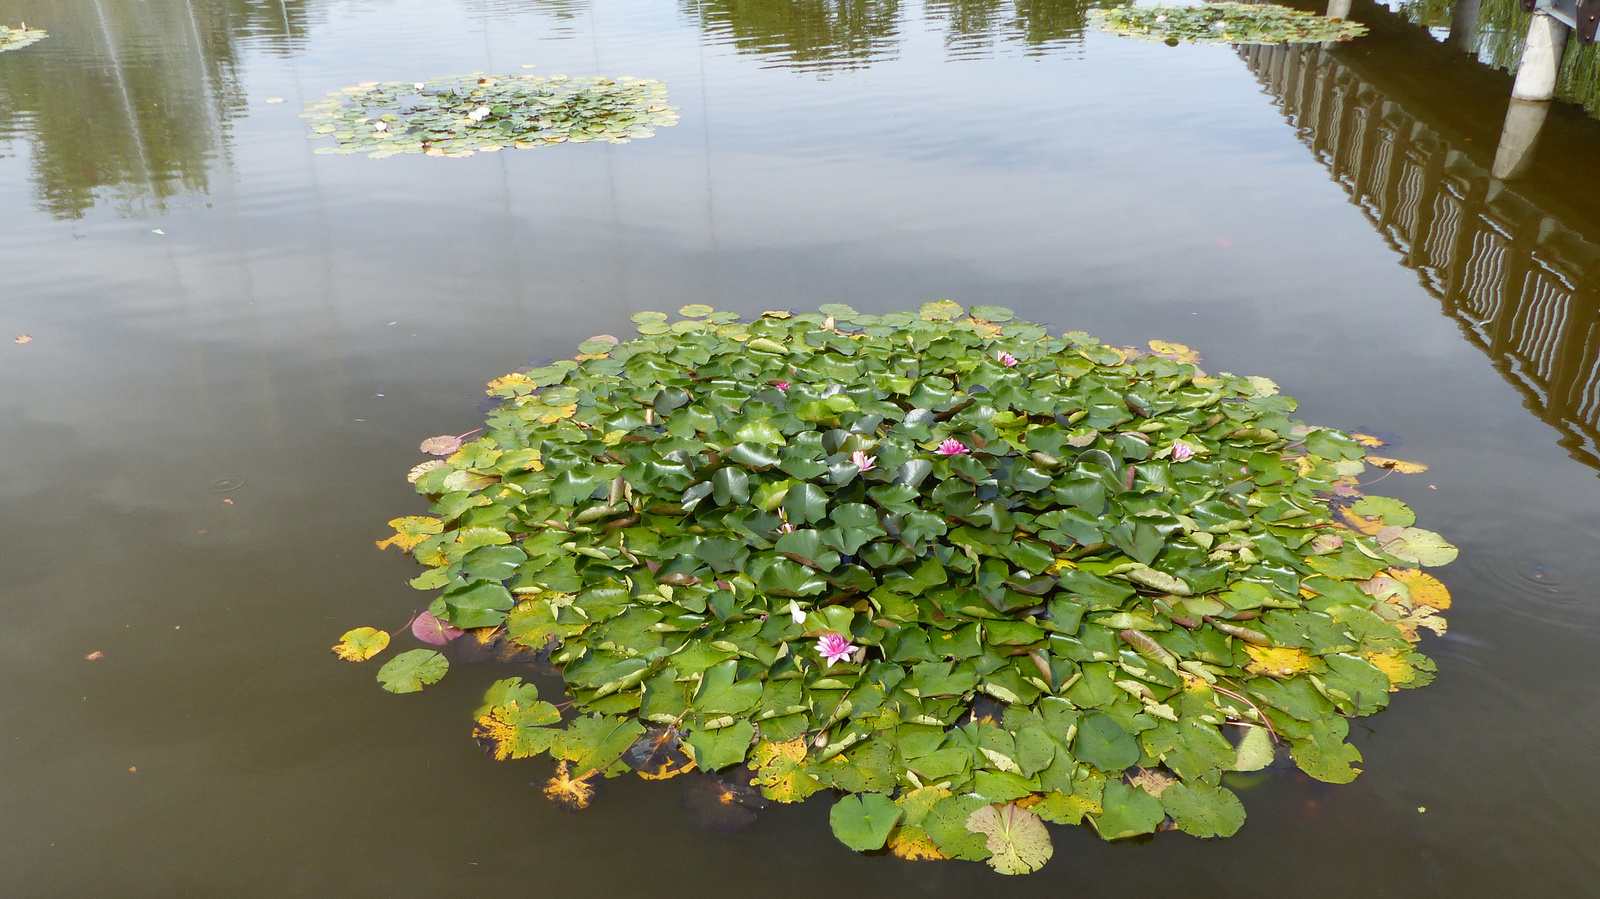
left=1493, top=98, right=1553, bottom=179
left=1326, top=0, right=1352, bottom=19
left=1511, top=13, right=1569, bottom=102
left=1448, top=0, right=1482, bottom=53
left=1493, top=13, right=1568, bottom=179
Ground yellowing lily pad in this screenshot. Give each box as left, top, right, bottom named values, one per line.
left=331, top=627, right=389, bottom=661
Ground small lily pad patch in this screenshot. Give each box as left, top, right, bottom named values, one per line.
left=345, top=302, right=1451, bottom=872
left=1091, top=3, right=1367, bottom=44
left=303, top=73, right=680, bottom=159
left=0, top=24, right=47, bottom=53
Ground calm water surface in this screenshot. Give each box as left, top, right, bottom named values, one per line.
left=2, top=0, right=1599, bottom=895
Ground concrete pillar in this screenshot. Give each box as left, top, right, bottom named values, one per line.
left=1448, top=0, right=1483, bottom=53
left=1492, top=98, right=1553, bottom=179
left=1326, top=0, right=1352, bottom=18
left=1511, top=13, right=1570, bottom=102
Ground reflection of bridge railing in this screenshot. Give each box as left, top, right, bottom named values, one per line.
left=1241, top=42, right=1600, bottom=471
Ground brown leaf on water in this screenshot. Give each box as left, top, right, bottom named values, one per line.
left=1352, top=432, right=1388, bottom=448
left=1128, top=768, right=1178, bottom=798
left=1147, top=339, right=1200, bottom=364
left=13, top=334, right=31, bottom=344
left=85, top=651, right=104, bottom=661
left=1366, top=455, right=1428, bottom=474
left=419, top=435, right=463, bottom=455
left=544, top=760, right=597, bottom=811
left=1332, top=505, right=1384, bottom=535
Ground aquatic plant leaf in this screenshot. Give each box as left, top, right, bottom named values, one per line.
left=923, top=794, right=993, bottom=861
left=1377, top=527, right=1458, bottom=567
left=305, top=73, right=680, bottom=158
left=1093, top=3, right=1366, bottom=44
left=1365, top=455, right=1428, bottom=474
left=376, top=649, right=448, bottom=693
left=375, top=516, right=443, bottom=551
left=332, top=627, right=389, bottom=661
left=556, top=714, right=648, bottom=776
left=1161, top=782, right=1246, bottom=838
left=1387, top=569, right=1450, bottom=609
left=888, top=825, right=950, bottom=860
left=830, top=793, right=903, bottom=851
left=684, top=721, right=756, bottom=772
left=355, top=303, right=1452, bottom=868
left=1290, top=719, right=1363, bottom=784
left=475, top=677, right=542, bottom=717
left=420, top=435, right=465, bottom=456
left=1147, top=339, right=1200, bottom=363
left=1091, top=781, right=1165, bottom=840
left=1350, top=496, right=1415, bottom=527
left=411, top=611, right=463, bottom=645
left=966, top=803, right=1052, bottom=874
left=544, top=760, right=597, bottom=811
left=0, top=25, right=47, bottom=53
left=1230, top=727, right=1275, bottom=772
left=1075, top=712, right=1139, bottom=773
left=473, top=699, right=562, bottom=759
left=1243, top=645, right=1312, bottom=678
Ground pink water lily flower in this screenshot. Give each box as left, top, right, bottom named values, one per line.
left=816, top=632, right=856, bottom=667
left=774, top=380, right=790, bottom=391
left=851, top=450, right=877, bottom=472
left=1171, top=441, right=1195, bottom=462
left=997, top=351, right=1018, bottom=367
left=936, top=438, right=971, bottom=456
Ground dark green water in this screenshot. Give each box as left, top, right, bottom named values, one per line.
left=1, top=0, right=1598, bottom=895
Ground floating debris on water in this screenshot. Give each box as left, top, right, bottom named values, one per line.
left=0, top=24, right=48, bottom=53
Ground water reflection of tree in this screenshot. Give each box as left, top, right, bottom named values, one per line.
left=927, top=0, right=1125, bottom=55
left=685, top=0, right=905, bottom=70
left=684, top=0, right=1123, bottom=69
left=1397, top=0, right=1600, bottom=116
left=0, top=0, right=313, bottom=219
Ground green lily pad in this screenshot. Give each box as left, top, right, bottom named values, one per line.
left=347, top=303, right=1452, bottom=870
left=376, top=649, right=448, bottom=694
left=829, top=792, right=903, bottom=851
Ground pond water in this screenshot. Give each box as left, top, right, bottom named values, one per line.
left=2, top=0, right=1599, bottom=895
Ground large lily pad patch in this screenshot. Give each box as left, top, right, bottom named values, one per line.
left=1092, top=3, right=1366, bottom=44
left=0, top=24, right=47, bottom=53
left=303, top=73, right=679, bottom=159
left=344, top=302, right=1449, bottom=872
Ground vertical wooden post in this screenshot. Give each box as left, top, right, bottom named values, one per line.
left=1511, top=13, right=1569, bottom=102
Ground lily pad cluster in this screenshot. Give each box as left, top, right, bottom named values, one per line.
left=302, top=73, right=679, bottom=159
left=0, top=24, right=47, bottom=53
left=1091, top=3, right=1366, bottom=44
left=344, top=302, right=1452, bottom=873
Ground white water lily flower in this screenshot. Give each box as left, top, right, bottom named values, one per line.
left=789, top=600, right=805, bottom=625
left=374, top=121, right=387, bottom=132
left=468, top=106, right=491, bottom=122
left=414, top=82, right=425, bottom=90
